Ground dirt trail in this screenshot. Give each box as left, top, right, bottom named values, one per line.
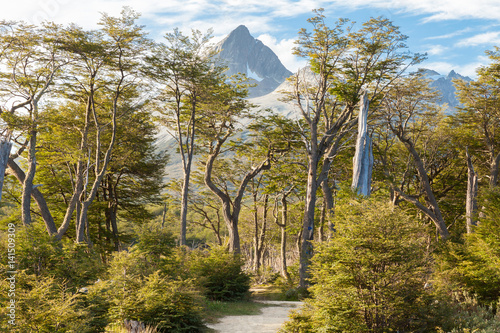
left=205, top=300, right=302, bottom=333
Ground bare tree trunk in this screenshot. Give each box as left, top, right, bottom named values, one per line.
left=352, top=92, right=373, bottom=196
left=466, top=148, right=478, bottom=233
left=274, top=189, right=293, bottom=281
left=204, top=135, right=271, bottom=254
left=0, top=138, right=12, bottom=202
left=253, top=194, right=268, bottom=272
left=180, top=172, right=190, bottom=246
left=7, top=158, right=58, bottom=234
left=253, top=192, right=260, bottom=272
left=106, top=175, right=120, bottom=250
left=318, top=200, right=326, bottom=242
left=21, top=131, right=37, bottom=226
left=321, top=180, right=335, bottom=237
left=299, top=154, right=319, bottom=288
left=179, top=104, right=196, bottom=246
left=395, top=138, right=450, bottom=239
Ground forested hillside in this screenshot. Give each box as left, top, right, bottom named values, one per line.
left=0, top=7, right=499, bottom=333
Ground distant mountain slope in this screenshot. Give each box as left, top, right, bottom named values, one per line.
left=420, top=68, right=472, bottom=110
left=215, top=25, right=293, bottom=98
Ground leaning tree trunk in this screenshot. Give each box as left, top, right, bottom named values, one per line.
left=0, top=138, right=12, bottom=202
left=395, top=137, right=450, bottom=239
left=352, top=92, right=373, bottom=196
left=204, top=135, right=271, bottom=254
left=7, top=158, right=58, bottom=234
left=466, top=148, right=478, bottom=233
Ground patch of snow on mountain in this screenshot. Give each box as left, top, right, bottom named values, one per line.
left=247, top=63, right=262, bottom=82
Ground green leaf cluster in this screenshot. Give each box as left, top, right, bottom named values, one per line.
left=283, top=197, right=438, bottom=332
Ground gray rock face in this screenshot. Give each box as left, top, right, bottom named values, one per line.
left=420, top=68, right=472, bottom=111
left=215, top=25, right=292, bottom=98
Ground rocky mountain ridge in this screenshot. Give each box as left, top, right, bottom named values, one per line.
left=214, top=25, right=292, bottom=98
left=420, top=69, right=472, bottom=109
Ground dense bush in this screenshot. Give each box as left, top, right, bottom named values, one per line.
left=439, top=292, right=500, bottom=333
left=434, top=188, right=500, bottom=308
left=282, top=198, right=439, bottom=332
left=0, top=223, right=104, bottom=290
left=188, top=246, right=251, bottom=301
left=105, top=271, right=204, bottom=332
left=0, top=272, right=90, bottom=332
left=102, top=224, right=206, bottom=332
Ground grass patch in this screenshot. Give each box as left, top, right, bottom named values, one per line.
left=251, top=284, right=291, bottom=301
left=204, top=300, right=271, bottom=323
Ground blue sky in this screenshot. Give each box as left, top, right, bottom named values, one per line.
left=4, top=0, right=500, bottom=78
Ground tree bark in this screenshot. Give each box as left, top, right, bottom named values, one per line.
left=299, top=152, right=319, bottom=288
left=279, top=194, right=291, bottom=281
left=274, top=189, right=293, bottom=281
left=253, top=193, right=268, bottom=272
left=466, top=149, right=478, bottom=233
left=490, top=151, right=500, bottom=188
left=21, top=130, right=37, bottom=226
left=204, top=135, right=271, bottom=253
left=0, top=138, right=12, bottom=202
left=7, top=158, right=58, bottom=234
left=395, top=137, right=450, bottom=239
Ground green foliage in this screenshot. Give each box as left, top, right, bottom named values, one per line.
left=440, top=293, right=500, bottom=333
left=0, top=272, right=90, bottom=332
left=92, top=224, right=206, bottom=332
left=105, top=271, right=204, bottom=332
left=284, top=197, right=438, bottom=332
left=0, top=223, right=104, bottom=289
left=188, top=246, right=251, bottom=301
left=133, top=223, right=177, bottom=259
left=434, top=188, right=500, bottom=308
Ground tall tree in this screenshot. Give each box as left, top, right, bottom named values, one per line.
left=376, top=74, right=451, bottom=239
left=0, top=21, right=67, bottom=228
left=145, top=29, right=217, bottom=246
left=454, top=47, right=500, bottom=189
left=61, top=8, right=149, bottom=243
left=201, top=75, right=282, bottom=253
left=285, top=9, right=424, bottom=287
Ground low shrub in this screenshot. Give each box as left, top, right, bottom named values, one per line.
left=0, top=272, right=90, bottom=333
left=188, top=246, right=251, bottom=301
left=106, top=271, right=205, bottom=333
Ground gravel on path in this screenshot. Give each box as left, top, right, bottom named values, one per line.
left=205, top=300, right=302, bottom=333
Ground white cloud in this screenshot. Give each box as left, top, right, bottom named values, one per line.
left=5, top=0, right=500, bottom=35
left=455, top=31, right=500, bottom=47
left=257, top=34, right=308, bottom=72
left=424, top=44, right=449, bottom=56
left=425, top=28, right=472, bottom=40
left=375, top=0, right=500, bottom=21
left=3, top=0, right=500, bottom=79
